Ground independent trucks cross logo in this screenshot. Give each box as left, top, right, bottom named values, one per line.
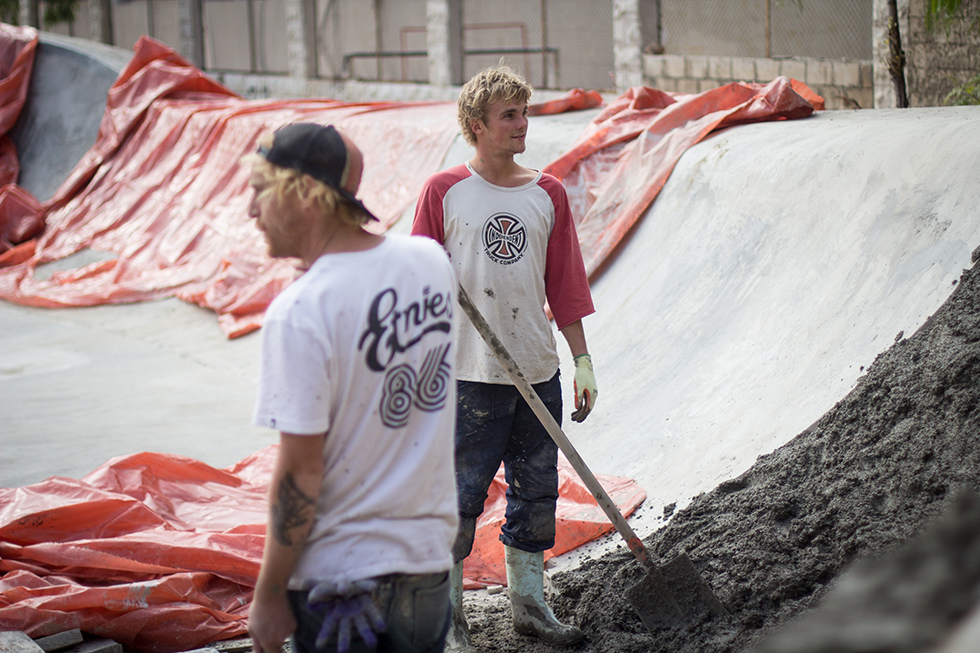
left=483, top=213, right=527, bottom=265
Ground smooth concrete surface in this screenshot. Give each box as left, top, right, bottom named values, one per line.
left=1, top=297, right=269, bottom=487
left=552, top=105, right=980, bottom=556
left=9, top=32, right=131, bottom=202
left=2, top=38, right=980, bottom=565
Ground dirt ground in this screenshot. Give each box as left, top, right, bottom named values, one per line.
left=461, top=252, right=980, bottom=652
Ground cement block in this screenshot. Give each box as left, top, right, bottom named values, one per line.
left=779, top=59, right=806, bottom=82
left=677, top=78, right=699, bottom=94
left=708, top=56, right=732, bottom=80
left=698, top=79, right=722, bottom=93
left=662, top=54, right=686, bottom=78
left=0, top=632, right=44, bottom=653
left=70, top=640, right=122, bottom=653
left=687, top=55, right=710, bottom=79
left=210, top=639, right=252, bottom=652
left=731, top=57, right=756, bottom=82
left=36, top=631, right=83, bottom=653
left=642, top=54, right=664, bottom=78
left=859, top=61, right=874, bottom=88
left=756, top=58, right=781, bottom=82
left=833, top=61, right=861, bottom=87
left=850, top=87, right=874, bottom=110
left=807, top=60, right=833, bottom=86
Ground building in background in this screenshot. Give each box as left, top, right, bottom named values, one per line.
left=20, top=0, right=979, bottom=108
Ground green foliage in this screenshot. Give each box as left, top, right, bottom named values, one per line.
left=944, top=72, right=980, bottom=105
left=43, top=0, right=79, bottom=26
left=0, top=0, right=18, bottom=24
left=928, top=0, right=979, bottom=106
left=0, top=0, right=80, bottom=27
left=925, top=0, right=977, bottom=32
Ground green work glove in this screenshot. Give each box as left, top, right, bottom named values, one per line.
left=571, top=354, right=597, bottom=423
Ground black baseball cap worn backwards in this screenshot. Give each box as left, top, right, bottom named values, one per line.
left=257, top=122, right=379, bottom=222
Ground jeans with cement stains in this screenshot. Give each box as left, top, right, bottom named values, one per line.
left=453, top=372, right=562, bottom=559
left=288, top=571, right=451, bottom=653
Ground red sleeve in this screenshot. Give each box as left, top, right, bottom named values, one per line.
left=540, top=173, right=595, bottom=329
left=411, top=165, right=470, bottom=245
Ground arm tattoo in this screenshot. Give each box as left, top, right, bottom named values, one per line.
left=271, top=472, right=316, bottom=547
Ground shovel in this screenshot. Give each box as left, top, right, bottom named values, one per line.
left=456, top=283, right=729, bottom=631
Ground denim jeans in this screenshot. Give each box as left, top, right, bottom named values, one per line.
left=454, top=372, right=562, bottom=556
left=288, top=572, right=451, bottom=653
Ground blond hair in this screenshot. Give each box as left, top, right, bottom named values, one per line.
left=457, top=65, right=532, bottom=147
left=243, top=132, right=369, bottom=226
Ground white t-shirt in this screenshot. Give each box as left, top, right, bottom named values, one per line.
left=412, top=163, right=594, bottom=384
left=253, top=234, right=458, bottom=587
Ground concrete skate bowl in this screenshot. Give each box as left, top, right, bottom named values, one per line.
left=3, top=28, right=980, bottom=653
left=4, top=37, right=980, bottom=532
left=9, top=32, right=131, bottom=202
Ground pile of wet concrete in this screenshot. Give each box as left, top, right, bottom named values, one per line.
left=463, top=253, right=980, bottom=651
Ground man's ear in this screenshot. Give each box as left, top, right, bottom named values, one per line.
left=470, top=118, right=484, bottom=136
left=294, top=174, right=319, bottom=209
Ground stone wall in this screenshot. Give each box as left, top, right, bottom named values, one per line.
left=906, top=0, right=980, bottom=106
left=643, top=54, right=875, bottom=110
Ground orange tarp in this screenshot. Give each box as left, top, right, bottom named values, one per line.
left=0, top=24, right=38, bottom=256
left=0, top=448, right=644, bottom=652
left=0, top=37, right=462, bottom=338
left=546, top=80, right=818, bottom=277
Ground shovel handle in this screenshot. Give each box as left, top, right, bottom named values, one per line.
left=456, top=283, right=660, bottom=576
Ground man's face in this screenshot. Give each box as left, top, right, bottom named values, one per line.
left=248, top=169, right=305, bottom=259
left=473, top=98, right=528, bottom=157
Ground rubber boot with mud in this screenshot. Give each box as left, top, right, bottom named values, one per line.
left=504, top=546, right=585, bottom=645
left=445, top=560, right=477, bottom=652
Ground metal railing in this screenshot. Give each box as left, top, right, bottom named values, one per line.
left=341, top=46, right=560, bottom=87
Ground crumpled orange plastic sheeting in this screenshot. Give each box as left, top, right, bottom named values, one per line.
left=0, top=184, right=43, bottom=258
left=0, top=36, right=461, bottom=338
left=0, top=448, right=273, bottom=652
left=0, top=24, right=38, bottom=253
left=528, top=88, right=604, bottom=116
left=545, top=77, right=821, bottom=277
left=0, top=447, right=643, bottom=652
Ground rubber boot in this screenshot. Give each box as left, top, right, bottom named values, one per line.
left=445, top=560, right=477, bottom=652
left=504, top=546, right=585, bottom=645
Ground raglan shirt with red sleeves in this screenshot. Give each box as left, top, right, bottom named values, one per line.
left=412, top=162, right=594, bottom=385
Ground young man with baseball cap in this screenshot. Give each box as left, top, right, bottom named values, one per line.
left=412, top=67, right=597, bottom=649
left=246, top=122, right=458, bottom=653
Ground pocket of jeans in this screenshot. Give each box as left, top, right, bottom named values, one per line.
left=410, top=573, right=451, bottom=649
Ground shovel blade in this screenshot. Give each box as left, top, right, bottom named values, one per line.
left=626, top=552, right=729, bottom=633
left=625, top=568, right=685, bottom=631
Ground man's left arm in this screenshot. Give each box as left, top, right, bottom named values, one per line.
left=249, top=432, right=326, bottom=653
left=540, top=178, right=598, bottom=422
left=559, top=319, right=597, bottom=422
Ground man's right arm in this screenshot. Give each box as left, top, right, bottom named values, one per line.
left=249, top=432, right=325, bottom=653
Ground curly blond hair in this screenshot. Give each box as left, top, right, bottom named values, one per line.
left=243, top=132, right=368, bottom=226
left=457, top=65, right=532, bottom=147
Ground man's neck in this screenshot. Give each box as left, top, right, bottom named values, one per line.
left=301, top=222, right=383, bottom=268
left=468, top=153, right=535, bottom=188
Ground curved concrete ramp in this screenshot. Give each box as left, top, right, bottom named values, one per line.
left=556, top=106, right=980, bottom=539
left=9, top=32, right=131, bottom=201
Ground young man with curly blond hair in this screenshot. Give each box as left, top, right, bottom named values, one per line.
left=246, top=123, right=458, bottom=653
left=412, top=66, right=598, bottom=649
